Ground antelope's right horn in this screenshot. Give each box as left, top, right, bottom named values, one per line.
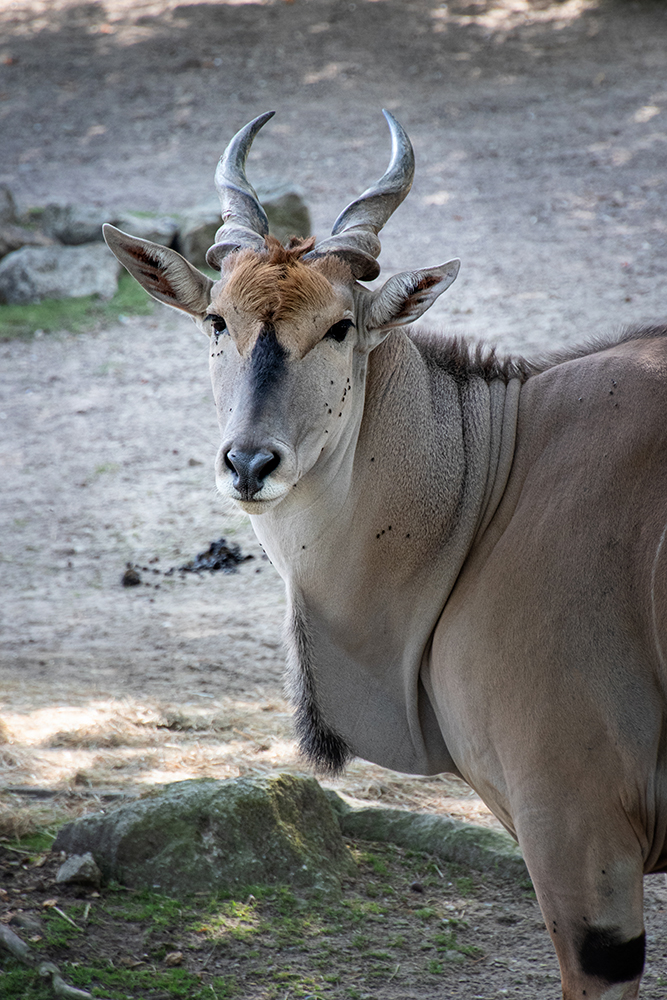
left=206, top=111, right=275, bottom=269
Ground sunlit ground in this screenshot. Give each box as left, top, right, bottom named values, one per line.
left=0, top=0, right=603, bottom=36
left=0, top=693, right=499, bottom=839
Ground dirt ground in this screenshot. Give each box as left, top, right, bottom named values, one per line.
left=1, top=0, right=667, bottom=996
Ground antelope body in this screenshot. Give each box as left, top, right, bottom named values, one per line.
left=104, top=112, right=667, bottom=999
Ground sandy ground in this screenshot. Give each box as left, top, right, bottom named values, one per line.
left=1, top=0, right=667, bottom=996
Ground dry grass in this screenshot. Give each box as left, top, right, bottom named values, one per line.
left=0, top=693, right=499, bottom=840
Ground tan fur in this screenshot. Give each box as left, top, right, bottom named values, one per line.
left=104, top=161, right=665, bottom=997
left=219, top=237, right=335, bottom=324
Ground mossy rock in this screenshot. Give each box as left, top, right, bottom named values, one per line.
left=325, top=793, right=528, bottom=881
left=53, top=774, right=353, bottom=897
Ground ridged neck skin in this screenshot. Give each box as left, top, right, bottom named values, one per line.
left=251, top=330, right=521, bottom=775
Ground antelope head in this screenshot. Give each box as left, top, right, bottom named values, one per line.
left=104, top=112, right=459, bottom=514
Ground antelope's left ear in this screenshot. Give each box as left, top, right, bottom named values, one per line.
left=366, top=259, right=460, bottom=342
left=103, top=225, right=214, bottom=321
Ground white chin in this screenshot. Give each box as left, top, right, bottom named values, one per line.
left=234, top=495, right=286, bottom=515
left=216, top=479, right=290, bottom=514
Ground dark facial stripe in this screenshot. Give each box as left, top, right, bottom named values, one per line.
left=249, top=322, right=287, bottom=413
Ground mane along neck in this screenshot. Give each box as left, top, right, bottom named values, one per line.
left=409, top=323, right=667, bottom=385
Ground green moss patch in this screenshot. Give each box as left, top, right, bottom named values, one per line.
left=0, top=272, right=153, bottom=340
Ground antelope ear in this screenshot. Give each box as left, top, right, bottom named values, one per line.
left=103, top=224, right=214, bottom=319
left=366, top=259, right=460, bottom=340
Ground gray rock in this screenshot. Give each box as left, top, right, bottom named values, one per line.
left=179, top=182, right=311, bottom=267
left=0, top=186, right=18, bottom=226
left=325, top=791, right=528, bottom=881
left=40, top=203, right=110, bottom=245
left=0, top=244, right=122, bottom=304
left=114, top=213, right=179, bottom=247
left=256, top=179, right=311, bottom=245
left=176, top=201, right=221, bottom=269
left=56, top=851, right=102, bottom=889
left=52, top=774, right=353, bottom=897
left=0, top=224, right=54, bottom=260
left=9, top=912, right=43, bottom=934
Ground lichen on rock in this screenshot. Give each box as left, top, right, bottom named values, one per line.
left=53, top=773, right=353, bottom=898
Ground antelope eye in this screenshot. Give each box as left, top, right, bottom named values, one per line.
left=205, top=313, right=228, bottom=335
left=325, top=319, right=353, bottom=343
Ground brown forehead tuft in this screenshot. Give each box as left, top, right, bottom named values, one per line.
left=220, top=236, right=336, bottom=321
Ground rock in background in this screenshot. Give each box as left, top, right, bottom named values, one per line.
left=0, top=244, right=122, bottom=305
left=40, top=203, right=111, bottom=246
left=113, top=212, right=179, bottom=247
left=0, top=224, right=53, bottom=260
left=53, top=774, right=353, bottom=898
left=177, top=181, right=311, bottom=268
left=255, top=180, right=311, bottom=246
left=0, top=180, right=311, bottom=302
left=0, top=185, right=18, bottom=226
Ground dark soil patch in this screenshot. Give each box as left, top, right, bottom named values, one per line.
left=2, top=837, right=666, bottom=999
left=0, top=838, right=556, bottom=1000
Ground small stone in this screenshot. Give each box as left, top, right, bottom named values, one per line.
left=443, top=949, right=466, bottom=964
left=122, top=565, right=141, bottom=587
left=56, top=852, right=102, bottom=889
left=409, top=881, right=424, bottom=893
left=165, top=951, right=183, bottom=967
left=9, top=912, right=43, bottom=934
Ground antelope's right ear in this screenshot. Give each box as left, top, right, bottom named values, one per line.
left=103, top=225, right=214, bottom=320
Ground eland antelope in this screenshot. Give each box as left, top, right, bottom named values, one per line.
left=104, top=111, right=667, bottom=999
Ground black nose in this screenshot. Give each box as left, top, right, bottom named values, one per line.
left=224, top=448, right=281, bottom=499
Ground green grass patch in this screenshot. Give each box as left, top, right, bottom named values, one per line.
left=0, top=839, right=531, bottom=998
left=109, top=887, right=189, bottom=927
left=68, top=962, right=230, bottom=999
left=0, top=271, right=153, bottom=340
left=357, top=850, right=388, bottom=875
left=455, top=875, right=474, bottom=897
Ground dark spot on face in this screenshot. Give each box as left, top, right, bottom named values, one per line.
left=579, top=929, right=645, bottom=984
left=328, top=409, right=332, bottom=414
left=376, top=534, right=380, bottom=539
left=406, top=533, right=410, bottom=538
